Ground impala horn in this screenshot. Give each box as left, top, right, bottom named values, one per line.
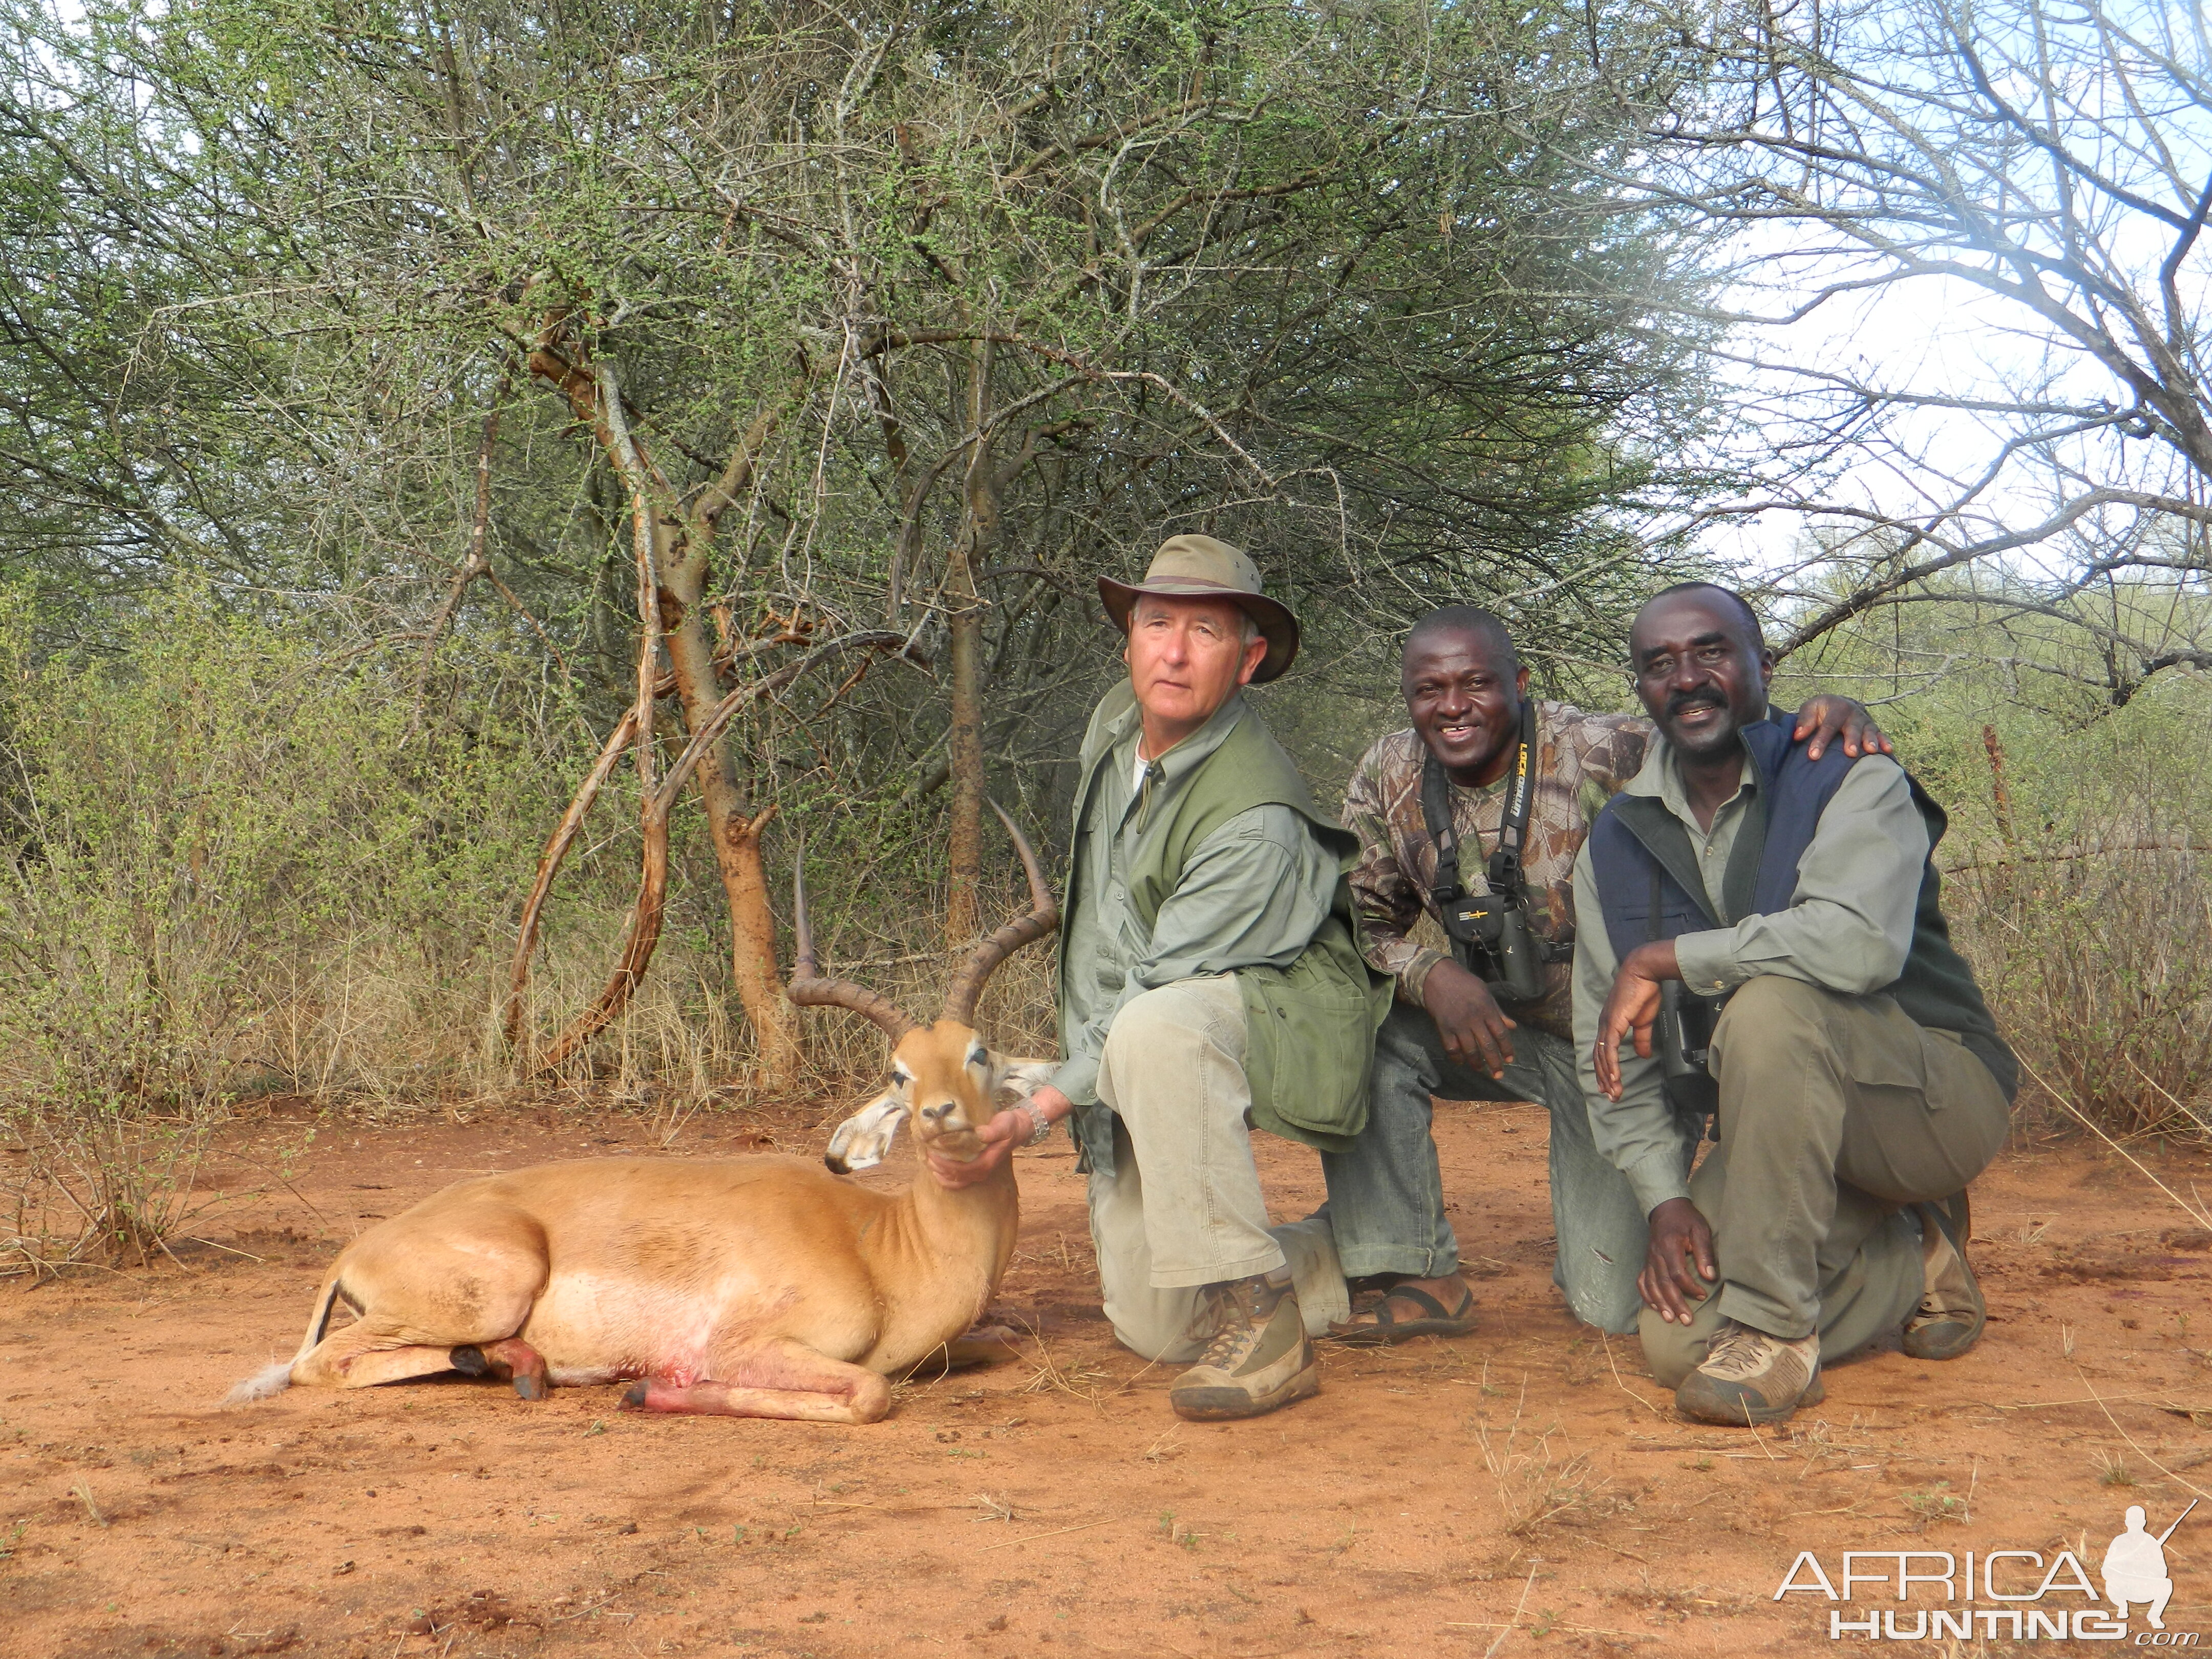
left=940, top=801, right=1060, bottom=1028
left=786, top=843, right=920, bottom=1041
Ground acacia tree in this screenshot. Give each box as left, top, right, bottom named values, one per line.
left=2, top=0, right=1724, bottom=1082
left=1621, top=0, right=2211, bottom=696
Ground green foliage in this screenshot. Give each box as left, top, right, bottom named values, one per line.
left=1777, top=585, right=2212, bottom=1140
left=0, top=590, right=571, bottom=1112
left=1, top=0, right=1721, bottom=682
left=0, top=0, right=1724, bottom=1155
left=0, top=580, right=1055, bottom=1129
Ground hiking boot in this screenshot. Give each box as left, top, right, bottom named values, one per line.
left=1167, top=1273, right=1320, bottom=1422
left=1674, top=1318, right=1824, bottom=1426
left=1902, top=1195, right=1985, bottom=1362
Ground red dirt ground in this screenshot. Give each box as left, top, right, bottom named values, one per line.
left=3, top=1095, right=2209, bottom=1658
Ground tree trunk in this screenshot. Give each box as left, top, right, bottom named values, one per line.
left=531, top=405, right=673, bottom=1076
left=944, top=343, right=997, bottom=945
left=657, top=536, right=801, bottom=1085
left=944, top=570, right=986, bottom=946
left=526, top=336, right=801, bottom=1086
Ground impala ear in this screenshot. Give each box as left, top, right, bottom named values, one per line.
left=825, top=1093, right=907, bottom=1174
left=991, top=1055, right=1058, bottom=1104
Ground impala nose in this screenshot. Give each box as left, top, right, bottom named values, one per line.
left=922, top=1101, right=955, bottom=1122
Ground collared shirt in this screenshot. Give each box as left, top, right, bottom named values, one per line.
left=1342, top=701, right=1651, bottom=1039
left=1649, top=749, right=1760, bottom=930
left=1569, top=732, right=1930, bottom=1216
left=1050, top=691, right=1339, bottom=1108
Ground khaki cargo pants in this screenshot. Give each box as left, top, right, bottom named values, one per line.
left=1084, top=975, right=1350, bottom=1363
left=1641, top=976, right=2011, bottom=1384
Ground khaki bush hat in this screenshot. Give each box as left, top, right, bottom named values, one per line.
left=1097, top=535, right=1301, bottom=684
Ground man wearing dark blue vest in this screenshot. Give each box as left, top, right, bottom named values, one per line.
left=1575, top=583, right=2016, bottom=1425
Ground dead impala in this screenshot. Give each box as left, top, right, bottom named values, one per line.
left=227, top=806, right=1056, bottom=1425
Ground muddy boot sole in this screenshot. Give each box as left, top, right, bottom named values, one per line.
left=1675, top=1367, right=1825, bottom=1427
left=1169, top=1356, right=1321, bottom=1422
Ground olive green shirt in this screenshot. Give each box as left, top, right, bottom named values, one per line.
left=1051, top=689, right=1339, bottom=1110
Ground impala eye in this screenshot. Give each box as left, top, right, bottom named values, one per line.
left=969, top=1047, right=987, bottom=1067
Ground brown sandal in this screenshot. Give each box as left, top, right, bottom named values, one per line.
left=1326, top=1278, right=1478, bottom=1346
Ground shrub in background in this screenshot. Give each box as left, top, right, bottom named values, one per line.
left=0, top=590, right=1068, bottom=1270
left=1779, top=602, right=2212, bottom=1145
left=0, top=593, right=571, bottom=1105
left=0, top=592, right=596, bottom=1268
left=1953, top=851, right=2212, bottom=1140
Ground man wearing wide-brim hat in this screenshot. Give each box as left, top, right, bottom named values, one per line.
left=931, top=535, right=1388, bottom=1421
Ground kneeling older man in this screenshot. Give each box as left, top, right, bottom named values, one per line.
left=1578, top=582, right=2017, bottom=1425
left=934, top=536, right=1388, bottom=1422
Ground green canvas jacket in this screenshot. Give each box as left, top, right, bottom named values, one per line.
left=1059, top=682, right=1390, bottom=1172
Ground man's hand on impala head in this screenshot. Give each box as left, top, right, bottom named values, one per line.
left=928, top=1083, right=1072, bottom=1188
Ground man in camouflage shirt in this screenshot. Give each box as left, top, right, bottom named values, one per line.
left=1323, top=606, right=1885, bottom=1338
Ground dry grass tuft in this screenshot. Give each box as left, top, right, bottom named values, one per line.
left=1014, top=1318, right=1111, bottom=1406
left=1470, top=1370, right=1615, bottom=1541
left=1954, top=847, right=2212, bottom=1143
left=68, top=1481, right=107, bottom=1527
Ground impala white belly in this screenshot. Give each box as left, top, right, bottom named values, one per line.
left=521, top=1261, right=879, bottom=1384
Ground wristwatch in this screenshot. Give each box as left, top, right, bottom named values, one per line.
left=1017, top=1102, right=1056, bottom=1147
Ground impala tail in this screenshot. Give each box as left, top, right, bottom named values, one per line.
left=226, top=1272, right=348, bottom=1403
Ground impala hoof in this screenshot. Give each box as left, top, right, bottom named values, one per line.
left=618, top=1379, right=651, bottom=1411
left=449, top=1345, right=490, bottom=1377
left=514, top=1373, right=548, bottom=1401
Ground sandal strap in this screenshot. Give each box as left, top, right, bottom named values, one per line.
left=1326, top=1275, right=1479, bottom=1346
left=1372, top=1282, right=1460, bottom=1325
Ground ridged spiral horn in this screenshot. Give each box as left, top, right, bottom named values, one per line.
left=784, top=843, right=920, bottom=1042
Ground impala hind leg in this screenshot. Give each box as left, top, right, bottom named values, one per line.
left=290, top=1322, right=473, bottom=1390
left=618, top=1342, right=892, bottom=1425
left=451, top=1337, right=552, bottom=1400
left=289, top=1283, right=544, bottom=1393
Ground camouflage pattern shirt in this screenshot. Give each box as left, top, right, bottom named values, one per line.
left=1343, top=700, right=1654, bottom=1040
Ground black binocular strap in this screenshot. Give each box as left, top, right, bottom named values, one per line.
left=1419, top=698, right=1537, bottom=908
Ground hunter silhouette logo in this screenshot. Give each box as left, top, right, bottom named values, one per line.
left=1775, top=1499, right=2200, bottom=1641
left=2104, top=1501, right=2196, bottom=1631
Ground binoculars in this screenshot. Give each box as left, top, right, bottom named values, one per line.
left=1439, top=887, right=1550, bottom=1004
left=1657, top=981, right=1722, bottom=1115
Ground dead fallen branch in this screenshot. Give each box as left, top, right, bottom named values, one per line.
left=516, top=629, right=908, bottom=1076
